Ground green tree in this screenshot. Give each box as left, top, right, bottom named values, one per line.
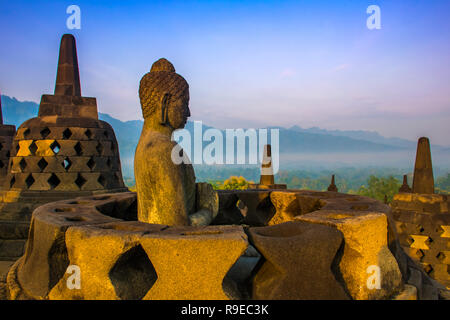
left=219, top=176, right=253, bottom=190
left=357, top=175, right=401, bottom=203
left=436, top=173, right=450, bottom=194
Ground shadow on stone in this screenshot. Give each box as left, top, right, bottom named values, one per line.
left=223, top=245, right=262, bottom=300
left=48, top=233, right=69, bottom=291
left=95, top=197, right=137, bottom=221
left=109, top=244, right=157, bottom=300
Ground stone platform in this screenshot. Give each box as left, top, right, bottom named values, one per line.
left=5, top=189, right=449, bottom=300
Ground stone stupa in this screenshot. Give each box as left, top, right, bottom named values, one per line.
left=399, top=174, right=412, bottom=193
left=0, top=34, right=127, bottom=263
left=412, top=137, right=435, bottom=194
left=327, top=175, right=338, bottom=192
left=391, top=137, right=450, bottom=289
left=249, top=144, right=286, bottom=190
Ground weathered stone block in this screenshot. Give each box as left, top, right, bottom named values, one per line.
left=249, top=221, right=349, bottom=300
left=15, top=203, right=119, bottom=299
left=140, top=225, right=248, bottom=300
left=49, top=223, right=165, bottom=300
left=0, top=239, right=26, bottom=258
left=297, top=211, right=403, bottom=299
left=0, top=221, right=29, bottom=239
left=268, top=191, right=322, bottom=225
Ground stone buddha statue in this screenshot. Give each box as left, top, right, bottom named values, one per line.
left=135, top=58, right=217, bottom=226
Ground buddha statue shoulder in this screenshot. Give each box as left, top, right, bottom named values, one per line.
left=135, top=58, right=217, bottom=226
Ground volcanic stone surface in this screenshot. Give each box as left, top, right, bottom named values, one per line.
left=6, top=189, right=447, bottom=300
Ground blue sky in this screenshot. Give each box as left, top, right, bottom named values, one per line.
left=1, top=0, right=449, bottom=145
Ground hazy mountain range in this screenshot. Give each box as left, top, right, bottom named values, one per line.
left=2, top=95, right=450, bottom=177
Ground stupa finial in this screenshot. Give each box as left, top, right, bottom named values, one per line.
left=412, top=137, right=434, bottom=194
left=54, top=34, right=81, bottom=96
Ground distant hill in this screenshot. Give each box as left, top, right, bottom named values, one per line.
left=1, top=95, right=39, bottom=127
left=2, top=94, right=449, bottom=177
left=289, top=125, right=417, bottom=149
left=1, top=95, right=142, bottom=177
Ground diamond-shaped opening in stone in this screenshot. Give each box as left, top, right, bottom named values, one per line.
left=25, top=173, right=35, bottom=188
left=96, top=142, right=104, bottom=155
left=406, top=237, right=414, bottom=246
left=38, top=158, right=48, bottom=172
left=107, top=158, right=112, bottom=168
left=62, top=128, right=72, bottom=139
left=425, top=237, right=433, bottom=246
left=85, top=129, right=92, bottom=139
left=98, top=174, right=106, bottom=187
left=0, top=143, right=3, bottom=151
left=423, top=264, right=433, bottom=275
left=416, top=225, right=425, bottom=233
left=436, top=252, right=445, bottom=262
left=15, top=143, right=20, bottom=153
left=104, top=130, right=109, bottom=138
left=415, top=249, right=425, bottom=260
left=40, top=127, right=51, bottom=139
left=10, top=176, right=16, bottom=188
left=23, top=128, right=31, bottom=138
left=62, top=158, right=72, bottom=171
left=6, top=151, right=10, bottom=157
left=50, top=141, right=61, bottom=154
left=19, top=158, right=27, bottom=171
left=109, top=245, right=157, bottom=300
left=87, top=157, right=95, bottom=170
left=74, top=142, right=82, bottom=156
left=223, top=245, right=262, bottom=300
left=75, top=173, right=87, bottom=189
left=29, top=141, right=38, bottom=155
left=48, top=173, right=61, bottom=189
left=0, top=160, right=4, bottom=169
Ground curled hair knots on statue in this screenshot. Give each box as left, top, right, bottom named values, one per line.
left=139, top=58, right=189, bottom=119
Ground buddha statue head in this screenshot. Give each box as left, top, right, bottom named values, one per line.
left=139, top=58, right=190, bottom=131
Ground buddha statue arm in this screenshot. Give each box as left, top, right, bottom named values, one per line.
left=189, top=182, right=219, bottom=226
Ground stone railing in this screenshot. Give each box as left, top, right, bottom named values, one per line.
left=6, top=190, right=448, bottom=300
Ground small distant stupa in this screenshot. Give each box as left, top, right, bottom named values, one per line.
left=327, top=174, right=338, bottom=192
left=249, top=144, right=286, bottom=190
left=398, top=174, right=412, bottom=193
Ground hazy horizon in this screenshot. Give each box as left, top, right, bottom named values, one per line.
left=1, top=0, right=449, bottom=145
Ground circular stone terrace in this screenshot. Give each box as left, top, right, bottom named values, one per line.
left=6, top=189, right=448, bottom=300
